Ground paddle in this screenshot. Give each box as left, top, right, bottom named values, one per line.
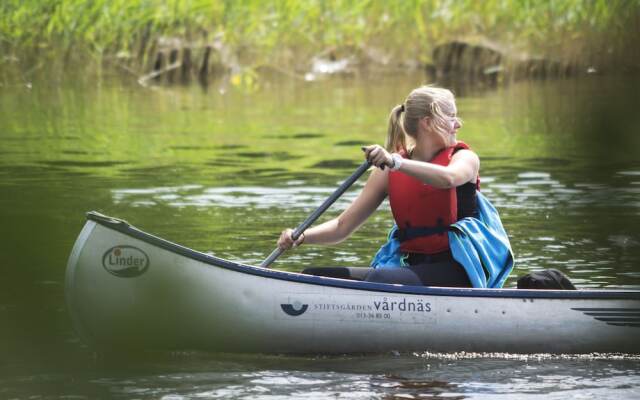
left=260, top=160, right=372, bottom=268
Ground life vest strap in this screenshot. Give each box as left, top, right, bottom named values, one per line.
left=394, top=225, right=451, bottom=242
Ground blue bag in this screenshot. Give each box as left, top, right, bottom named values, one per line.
left=448, top=192, right=514, bottom=288
left=370, top=225, right=405, bottom=268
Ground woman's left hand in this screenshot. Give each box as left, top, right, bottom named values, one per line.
left=362, top=145, right=393, bottom=170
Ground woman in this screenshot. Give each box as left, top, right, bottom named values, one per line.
left=277, top=86, right=480, bottom=287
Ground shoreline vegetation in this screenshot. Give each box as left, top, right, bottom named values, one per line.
left=1, top=0, right=639, bottom=87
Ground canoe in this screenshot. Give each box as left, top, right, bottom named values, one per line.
left=65, top=211, right=640, bottom=354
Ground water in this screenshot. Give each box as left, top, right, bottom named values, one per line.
left=1, top=72, right=639, bottom=398
left=2, top=352, right=640, bottom=399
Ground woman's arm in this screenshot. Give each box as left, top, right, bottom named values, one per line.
left=400, top=149, right=479, bottom=188
left=364, top=145, right=479, bottom=189
left=277, top=167, right=388, bottom=249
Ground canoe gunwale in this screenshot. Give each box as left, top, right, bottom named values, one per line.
left=85, top=211, right=640, bottom=300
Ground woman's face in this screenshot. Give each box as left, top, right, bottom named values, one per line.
left=427, top=100, right=460, bottom=147
left=444, top=103, right=461, bottom=136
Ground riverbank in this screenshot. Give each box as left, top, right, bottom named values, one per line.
left=1, top=1, right=638, bottom=87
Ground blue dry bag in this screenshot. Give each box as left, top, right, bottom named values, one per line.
left=448, top=191, right=514, bottom=288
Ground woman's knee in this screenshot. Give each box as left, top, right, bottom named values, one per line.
left=364, top=268, right=423, bottom=286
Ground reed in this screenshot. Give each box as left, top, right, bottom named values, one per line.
left=1, top=0, right=638, bottom=80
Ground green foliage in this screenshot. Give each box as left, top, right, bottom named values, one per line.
left=0, top=0, right=638, bottom=76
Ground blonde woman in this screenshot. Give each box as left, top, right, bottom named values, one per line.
left=278, top=86, right=480, bottom=287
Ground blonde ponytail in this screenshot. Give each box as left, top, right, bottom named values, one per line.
left=385, top=104, right=408, bottom=153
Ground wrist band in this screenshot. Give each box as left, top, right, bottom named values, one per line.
left=391, top=153, right=403, bottom=171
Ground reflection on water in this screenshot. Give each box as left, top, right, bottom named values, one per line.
left=1, top=352, right=639, bottom=399
left=110, top=167, right=640, bottom=214
left=1, top=74, right=640, bottom=398
left=113, top=184, right=363, bottom=210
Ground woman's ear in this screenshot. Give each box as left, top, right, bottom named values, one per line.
left=418, top=116, right=430, bottom=133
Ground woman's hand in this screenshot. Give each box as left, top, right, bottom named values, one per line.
left=277, top=228, right=305, bottom=250
left=362, top=145, right=393, bottom=170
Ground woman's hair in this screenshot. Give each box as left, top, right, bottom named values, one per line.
left=385, top=86, right=459, bottom=152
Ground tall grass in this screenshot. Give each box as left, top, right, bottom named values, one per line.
left=1, top=0, right=638, bottom=80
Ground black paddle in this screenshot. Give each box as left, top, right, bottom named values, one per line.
left=260, top=160, right=372, bottom=268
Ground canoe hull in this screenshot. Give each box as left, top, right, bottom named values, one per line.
left=66, top=214, right=640, bottom=354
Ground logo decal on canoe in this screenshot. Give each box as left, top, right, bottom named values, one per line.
left=572, top=307, right=640, bottom=328
left=281, top=301, right=309, bottom=316
left=102, top=246, right=149, bottom=277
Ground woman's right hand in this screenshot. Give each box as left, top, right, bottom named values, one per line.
left=362, top=145, right=393, bottom=170
left=277, top=228, right=305, bottom=250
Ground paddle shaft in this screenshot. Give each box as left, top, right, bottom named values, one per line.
left=260, top=161, right=372, bottom=268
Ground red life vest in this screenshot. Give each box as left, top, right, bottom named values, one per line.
left=388, top=141, right=478, bottom=254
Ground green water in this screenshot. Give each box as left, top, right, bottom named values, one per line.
left=1, top=72, right=639, bottom=398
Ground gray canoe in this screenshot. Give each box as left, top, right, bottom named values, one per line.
left=65, top=212, right=640, bottom=354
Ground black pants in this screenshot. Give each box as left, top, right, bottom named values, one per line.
left=302, top=251, right=472, bottom=288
